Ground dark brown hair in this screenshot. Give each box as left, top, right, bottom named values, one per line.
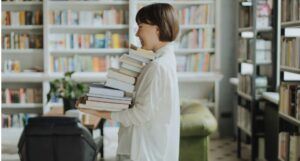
left=136, top=3, right=179, bottom=42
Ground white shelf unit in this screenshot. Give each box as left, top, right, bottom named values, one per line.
left=1, top=0, right=44, bottom=117
left=2, top=0, right=223, bottom=123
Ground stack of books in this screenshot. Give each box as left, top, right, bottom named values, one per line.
left=77, top=45, right=156, bottom=112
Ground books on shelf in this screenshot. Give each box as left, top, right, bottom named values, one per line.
left=281, top=0, right=300, bottom=23
left=177, top=4, right=214, bottom=25
left=256, top=0, right=272, bottom=29
left=3, top=59, right=21, bottom=73
left=2, top=10, right=43, bottom=26
left=2, top=88, right=42, bottom=104
left=2, top=32, right=43, bottom=49
left=50, top=55, right=119, bottom=73
left=279, top=82, right=300, bottom=120
left=239, top=39, right=271, bottom=64
left=2, top=113, right=37, bottom=128
left=278, top=132, right=300, bottom=161
left=237, top=106, right=251, bottom=134
left=238, top=74, right=268, bottom=97
left=239, top=6, right=252, bottom=28
left=78, top=45, right=155, bottom=112
left=280, top=37, right=300, bottom=69
left=176, top=53, right=214, bottom=72
left=49, top=32, right=128, bottom=49
left=179, top=28, right=214, bottom=49
left=48, top=9, right=128, bottom=25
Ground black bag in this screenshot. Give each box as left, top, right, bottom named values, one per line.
left=18, top=117, right=98, bottom=161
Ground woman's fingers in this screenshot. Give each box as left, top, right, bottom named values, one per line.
left=79, top=109, right=103, bottom=117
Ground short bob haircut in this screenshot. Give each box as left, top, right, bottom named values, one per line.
left=136, top=3, right=179, bottom=42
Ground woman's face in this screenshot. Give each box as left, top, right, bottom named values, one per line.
left=135, top=23, right=160, bottom=51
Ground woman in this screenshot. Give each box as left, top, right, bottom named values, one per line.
left=78, top=3, right=180, bottom=161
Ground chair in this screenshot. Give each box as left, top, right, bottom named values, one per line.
left=18, top=117, right=98, bottom=161
left=179, top=100, right=218, bottom=161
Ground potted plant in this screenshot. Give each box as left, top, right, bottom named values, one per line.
left=47, top=71, right=89, bottom=113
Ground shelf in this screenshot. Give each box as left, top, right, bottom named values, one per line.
left=256, top=27, right=273, bottom=33
left=279, top=112, right=300, bottom=127
left=237, top=124, right=252, bottom=137
left=230, top=77, right=239, bottom=86
left=2, top=103, right=43, bottom=108
left=262, top=92, right=279, bottom=105
left=2, top=103, right=43, bottom=114
left=281, top=21, right=300, bottom=28
left=177, top=72, right=223, bottom=82
left=49, top=25, right=129, bottom=32
left=2, top=49, right=43, bottom=54
left=240, top=1, right=252, bottom=7
left=50, top=48, right=129, bottom=55
left=48, top=1, right=129, bottom=10
left=48, top=72, right=107, bottom=82
left=2, top=25, right=43, bottom=31
left=2, top=1, right=43, bottom=6
left=175, top=48, right=215, bottom=54
left=238, top=27, right=253, bottom=33
left=280, top=66, right=300, bottom=74
left=180, top=24, right=215, bottom=30
left=2, top=73, right=44, bottom=82
left=237, top=90, right=252, bottom=101
left=137, top=0, right=214, bottom=5
left=238, top=59, right=272, bottom=66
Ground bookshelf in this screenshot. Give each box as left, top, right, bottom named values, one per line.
left=1, top=0, right=44, bottom=127
left=277, top=0, right=300, bottom=159
left=2, top=0, right=223, bottom=129
left=235, top=0, right=278, bottom=160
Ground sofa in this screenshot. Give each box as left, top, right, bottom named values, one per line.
left=179, top=100, right=218, bottom=161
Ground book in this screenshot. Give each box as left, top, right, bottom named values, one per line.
left=121, top=62, right=142, bottom=73
left=87, top=93, right=132, bottom=101
left=128, top=48, right=156, bottom=60
left=86, top=100, right=129, bottom=109
left=107, top=68, right=135, bottom=84
left=78, top=103, right=127, bottom=112
left=87, top=96, right=131, bottom=105
left=88, top=83, right=125, bottom=97
left=119, top=67, right=139, bottom=77
left=128, top=50, right=151, bottom=63
left=119, top=54, right=145, bottom=68
left=105, top=78, right=135, bottom=93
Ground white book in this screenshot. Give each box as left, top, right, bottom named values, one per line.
left=105, top=78, right=135, bottom=93
left=87, top=93, right=132, bottom=101
left=130, top=48, right=156, bottom=60
left=121, top=63, right=142, bottom=73
left=129, top=49, right=152, bottom=63
left=88, top=96, right=131, bottom=105
left=107, top=68, right=135, bottom=84
left=86, top=100, right=129, bottom=109
left=120, top=54, right=145, bottom=68
left=78, top=103, right=126, bottom=112
left=119, top=67, right=139, bottom=77
left=88, top=83, right=124, bottom=97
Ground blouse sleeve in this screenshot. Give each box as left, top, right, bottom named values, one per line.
left=110, top=62, right=163, bottom=127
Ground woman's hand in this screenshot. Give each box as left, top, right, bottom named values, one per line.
left=79, top=109, right=112, bottom=120
left=75, top=96, right=87, bottom=108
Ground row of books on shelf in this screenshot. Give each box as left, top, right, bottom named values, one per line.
left=48, top=9, right=128, bottom=26
left=239, top=39, right=271, bottom=64
left=280, top=37, right=300, bottom=69
left=177, top=4, right=214, bottom=25
left=2, top=0, right=42, bottom=1
left=50, top=55, right=119, bottom=73
left=278, top=132, right=300, bottom=161
left=238, top=0, right=272, bottom=29
left=179, top=28, right=214, bottom=49
left=238, top=75, right=268, bottom=97
left=49, top=32, right=127, bottom=50
left=78, top=45, right=156, bottom=112
left=281, top=0, right=300, bottom=22
left=279, top=82, right=300, bottom=121
left=2, top=114, right=37, bottom=128
left=2, top=88, right=42, bottom=104
left=237, top=105, right=251, bottom=134
left=3, top=59, right=43, bottom=73
left=2, top=33, right=43, bottom=49
left=2, top=10, right=43, bottom=26
left=176, top=53, right=214, bottom=72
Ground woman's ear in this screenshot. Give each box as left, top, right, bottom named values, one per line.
left=155, top=26, right=160, bottom=36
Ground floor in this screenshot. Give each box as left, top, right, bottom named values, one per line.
left=99, top=127, right=251, bottom=161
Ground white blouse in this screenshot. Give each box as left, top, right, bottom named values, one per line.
left=111, top=43, right=180, bottom=161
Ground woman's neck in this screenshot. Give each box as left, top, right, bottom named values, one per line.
left=153, top=41, right=169, bottom=52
